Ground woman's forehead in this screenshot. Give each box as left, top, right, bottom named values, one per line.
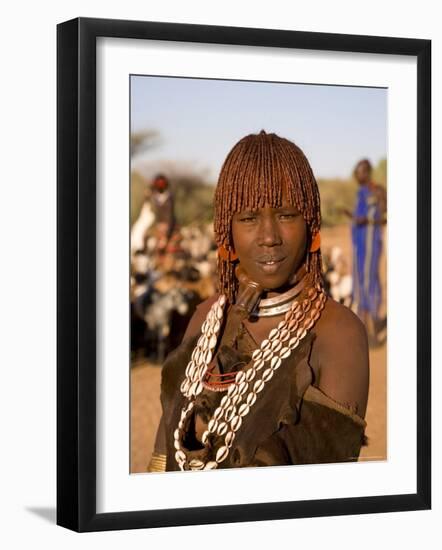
left=234, top=199, right=300, bottom=214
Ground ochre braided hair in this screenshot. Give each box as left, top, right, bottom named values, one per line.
left=214, top=130, right=323, bottom=303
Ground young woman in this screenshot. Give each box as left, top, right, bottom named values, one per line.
left=148, top=131, right=369, bottom=473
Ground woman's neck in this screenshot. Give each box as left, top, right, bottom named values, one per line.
left=237, top=264, right=307, bottom=301
left=263, top=264, right=307, bottom=299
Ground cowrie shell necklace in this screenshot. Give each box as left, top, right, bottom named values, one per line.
left=174, top=286, right=326, bottom=471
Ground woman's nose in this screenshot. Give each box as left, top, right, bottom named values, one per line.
left=257, top=215, right=282, bottom=247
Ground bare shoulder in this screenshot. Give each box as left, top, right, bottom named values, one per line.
left=316, top=297, right=367, bottom=343
left=311, top=297, right=369, bottom=417
left=181, top=293, right=220, bottom=341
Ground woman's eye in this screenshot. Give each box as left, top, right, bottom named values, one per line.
left=239, top=216, right=256, bottom=222
left=279, top=213, right=298, bottom=220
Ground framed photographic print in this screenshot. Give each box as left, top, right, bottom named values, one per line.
left=57, top=17, right=431, bottom=532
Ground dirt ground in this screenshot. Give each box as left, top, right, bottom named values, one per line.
left=130, top=224, right=387, bottom=472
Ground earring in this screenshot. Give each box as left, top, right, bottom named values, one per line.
left=310, top=232, right=321, bottom=252
left=306, top=232, right=320, bottom=272
left=217, top=244, right=238, bottom=262
left=309, top=231, right=321, bottom=252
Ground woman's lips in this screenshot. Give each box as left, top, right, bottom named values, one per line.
left=255, top=256, right=286, bottom=274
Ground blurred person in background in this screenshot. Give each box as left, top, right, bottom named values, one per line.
left=343, top=159, right=387, bottom=346
left=150, top=173, right=176, bottom=256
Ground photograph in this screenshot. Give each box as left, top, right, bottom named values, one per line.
left=129, top=76, right=388, bottom=474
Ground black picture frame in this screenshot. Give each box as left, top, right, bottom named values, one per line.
left=57, top=17, right=431, bottom=532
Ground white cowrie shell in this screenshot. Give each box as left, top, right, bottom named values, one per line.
left=254, top=359, right=265, bottom=371
left=246, top=368, right=256, bottom=382
left=261, top=339, right=271, bottom=350
left=238, top=403, right=250, bottom=417
left=189, top=459, right=205, bottom=470
left=238, top=381, right=248, bottom=395
left=279, top=347, right=291, bottom=359
left=175, top=450, right=186, bottom=463
left=262, top=368, right=274, bottom=382
left=270, top=356, right=282, bottom=370
left=294, top=310, right=304, bottom=322
left=225, top=406, right=235, bottom=422
left=305, top=317, right=315, bottom=330
left=180, top=379, right=190, bottom=394
left=235, top=371, right=246, bottom=384
left=215, top=305, right=224, bottom=320
left=220, top=395, right=231, bottom=408
left=296, top=328, right=307, bottom=340
left=252, top=349, right=263, bottom=361
left=225, top=431, right=235, bottom=448
left=213, top=406, right=224, bottom=420
left=285, top=310, right=294, bottom=323
left=217, top=421, right=228, bottom=436
left=216, top=445, right=229, bottom=463
left=208, top=418, right=218, bottom=433
left=287, top=318, right=299, bottom=331
left=204, top=461, right=218, bottom=470
left=204, top=349, right=213, bottom=364
left=246, top=392, right=257, bottom=406
left=185, top=361, right=195, bottom=376
left=253, top=379, right=265, bottom=393
left=190, top=368, right=199, bottom=383
left=197, top=334, right=207, bottom=348
left=231, top=415, right=243, bottom=432
left=271, top=340, right=282, bottom=352
left=208, top=333, right=218, bottom=350
left=191, top=381, right=203, bottom=396
left=231, top=394, right=242, bottom=406
left=288, top=337, right=300, bottom=350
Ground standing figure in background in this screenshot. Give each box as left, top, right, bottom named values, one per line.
left=151, top=173, right=176, bottom=255
left=346, top=159, right=387, bottom=345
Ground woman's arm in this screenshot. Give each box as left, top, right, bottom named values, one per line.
left=181, top=294, right=219, bottom=341
left=310, top=299, right=369, bottom=418
left=340, top=207, right=369, bottom=226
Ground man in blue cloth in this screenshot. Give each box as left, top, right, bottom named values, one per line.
left=344, top=159, right=387, bottom=345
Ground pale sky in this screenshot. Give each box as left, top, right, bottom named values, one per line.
left=131, top=75, right=387, bottom=182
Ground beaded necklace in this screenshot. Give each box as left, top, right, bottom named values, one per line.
left=175, top=283, right=326, bottom=471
